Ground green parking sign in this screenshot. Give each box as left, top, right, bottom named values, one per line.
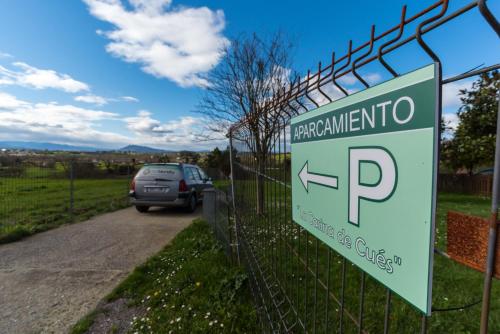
left=291, top=64, right=439, bottom=314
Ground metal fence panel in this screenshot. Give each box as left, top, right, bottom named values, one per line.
left=0, top=156, right=133, bottom=243
left=206, top=1, right=500, bottom=332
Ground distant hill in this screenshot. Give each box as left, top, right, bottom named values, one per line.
left=0, top=141, right=102, bottom=152
left=118, top=145, right=169, bottom=153
left=0, top=141, right=208, bottom=154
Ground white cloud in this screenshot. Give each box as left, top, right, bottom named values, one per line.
left=0, top=51, right=12, bottom=58
left=0, top=92, right=126, bottom=147
left=124, top=110, right=169, bottom=134
left=304, top=82, right=358, bottom=108
left=337, top=74, right=358, bottom=86
left=0, top=98, right=117, bottom=126
left=0, top=92, right=224, bottom=150
left=84, top=0, right=229, bottom=87
left=125, top=110, right=199, bottom=137
left=129, top=0, right=172, bottom=13
left=299, top=72, right=381, bottom=108
left=442, top=80, right=473, bottom=109
left=0, top=62, right=89, bottom=93
left=75, top=94, right=141, bottom=105
left=0, top=92, right=30, bottom=109
left=443, top=112, right=459, bottom=131
left=0, top=55, right=138, bottom=106
left=365, top=73, right=382, bottom=85
left=124, top=110, right=224, bottom=148
left=337, top=73, right=382, bottom=86
left=121, top=96, right=139, bottom=102
left=75, top=94, right=109, bottom=106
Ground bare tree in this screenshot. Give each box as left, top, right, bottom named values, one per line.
left=197, top=32, right=295, bottom=214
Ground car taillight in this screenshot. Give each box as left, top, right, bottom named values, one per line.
left=130, top=179, right=136, bottom=191
left=179, top=179, right=188, bottom=192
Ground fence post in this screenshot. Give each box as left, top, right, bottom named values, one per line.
left=214, top=189, right=218, bottom=239
left=127, top=163, right=131, bottom=196
left=69, top=160, right=74, bottom=217
left=228, top=130, right=241, bottom=264
left=226, top=190, right=235, bottom=264
left=202, top=188, right=216, bottom=226
left=480, top=92, right=500, bottom=334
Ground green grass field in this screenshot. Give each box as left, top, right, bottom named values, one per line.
left=1, top=172, right=498, bottom=332
left=71, top=219, right=259, bottom=334
left=0, top=174, right=131, bottom=243
left=230, top=175, right=499, bottom=333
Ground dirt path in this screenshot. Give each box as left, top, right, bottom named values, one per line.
left=0, top=206, right=200, bottom=334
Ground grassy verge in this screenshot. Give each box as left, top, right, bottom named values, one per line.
left=71, top=219, right=259, bottom=334
left=233, top=177, right=499, bottom=332
left=0, top=177, right=130, bottom=243
left=213, top=179, right=231, bottom=191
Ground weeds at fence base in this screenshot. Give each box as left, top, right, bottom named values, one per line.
left=1, top=156, right=135, bottom=244
left=0, top=224, right=34, bottom=244
left=222, top=173, right=500, bottom=332
left=0, top=199, right=130, bottom=244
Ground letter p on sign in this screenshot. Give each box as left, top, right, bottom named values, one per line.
left=349, top=147, right=397, bottom=226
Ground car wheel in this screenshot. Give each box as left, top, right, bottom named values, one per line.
left=186, top=194, right=197, bottom=213
left=135, top=205, right=149, bottom=213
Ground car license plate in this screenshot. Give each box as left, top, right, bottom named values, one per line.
left=145, top=187, right=169, bottom=193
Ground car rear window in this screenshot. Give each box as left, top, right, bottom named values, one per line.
left=187, top=167, right=202, bottom=182
left=136, top=165, right=182, bottom=179
left=198, top=168, right=208, bottom=180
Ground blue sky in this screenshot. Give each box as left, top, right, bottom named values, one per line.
left=0, top=0, right=498, bottom=150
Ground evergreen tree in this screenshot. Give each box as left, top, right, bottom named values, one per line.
left=442, top=71, right=499, bottom=173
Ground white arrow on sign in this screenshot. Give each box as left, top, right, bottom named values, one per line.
left=299, top=161, right=338, bottom=192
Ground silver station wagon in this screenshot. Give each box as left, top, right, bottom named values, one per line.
left=129, top=163, right=213, bottom=213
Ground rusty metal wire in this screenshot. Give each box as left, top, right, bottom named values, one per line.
left=230, top=0, right=500, bottom=133
left=220, top=1, right=500, bottom=333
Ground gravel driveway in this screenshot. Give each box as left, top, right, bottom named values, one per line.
left=0, top=206, right=200, bottom=334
